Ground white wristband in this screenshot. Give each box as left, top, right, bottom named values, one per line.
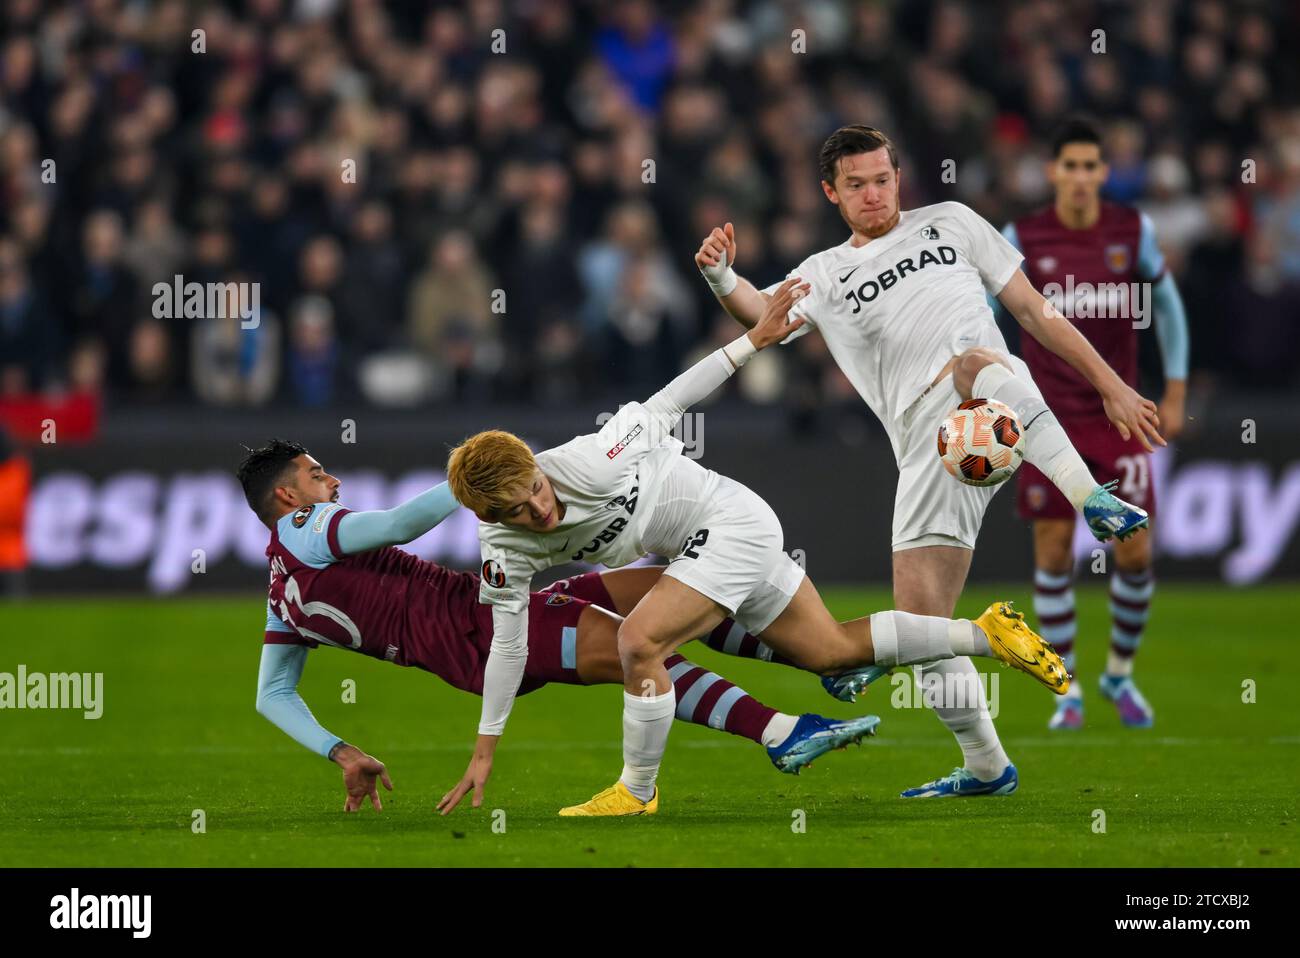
left=721, top=333, right=757, bottom=369
left=699, top=256, right=738, bottom=297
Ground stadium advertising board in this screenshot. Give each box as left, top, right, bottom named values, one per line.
left=16, top=414, right=1299, bottom=594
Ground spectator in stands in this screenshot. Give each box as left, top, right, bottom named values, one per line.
left=123, top=198, right=189, bottom=295
left=0, top=239, right=59, bottom=394
left=285, top=295, right=339, bottom=407
left=67, top=210, right=138, bottom=390
left=0, top=0, right=1295, bottom=412
left=190, top=274, right=281, bottom=406
left=406, top=231, right=501, bottom=399
left=126, top=318, right=178, bottom=404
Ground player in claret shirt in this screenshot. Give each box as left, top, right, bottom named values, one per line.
left=239, top=438, right=887, bottom=813
left=998, top=117, right=1191, bottom=731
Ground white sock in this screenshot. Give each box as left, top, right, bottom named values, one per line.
left=869, top=610, right=959, bottom=666
left=972, top=362, right=1096, bottom=510
left=917, top=657, right=1010, bottom=780
left=760, top=712, right=800, bottom=748
left=947, top=619, right=991, bottom=657
left=1106, top=651, right=1134, bottom=678
left=620, top=689, right=676, bottom=802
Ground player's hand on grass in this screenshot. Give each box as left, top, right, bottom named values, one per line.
left=1103, top=382, right=1165, bottom=452
left=747, top=276, right=809, bottom=350
left=695, top=221, right=737, bottom=273
left=437, top=734, right=498, bottom=816
left=332, top=744, right=394, bottom=813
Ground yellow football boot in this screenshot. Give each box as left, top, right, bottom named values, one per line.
left=558, top=782, right=658, bottom=817
left=975, top=601, right=1071, bottom=695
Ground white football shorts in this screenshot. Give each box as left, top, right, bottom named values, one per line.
left=659, top=470, right=805, bottom=634
left=891, top=354, right=1040, bottom=551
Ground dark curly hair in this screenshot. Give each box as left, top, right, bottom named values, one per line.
left=236, top=438, right=308, bottom=525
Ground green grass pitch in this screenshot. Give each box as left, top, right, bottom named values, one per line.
left=0, top=584, right=1294, bottom=867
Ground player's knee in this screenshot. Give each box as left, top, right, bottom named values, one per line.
left=616, top=619, right=663, bottom=669
left=1116, top=546, right=1152, bottom=574
left=1036, top=542, right=1073, bottom=575
left=953, top=347, right=1008, bottom=396
left=1114, top=525, right=1153, bottom=571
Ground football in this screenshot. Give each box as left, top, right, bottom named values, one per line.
left=937, top=398, right=1025, bottom=486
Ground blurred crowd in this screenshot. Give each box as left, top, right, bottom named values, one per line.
left=1, top=0, right=1299, bottom=423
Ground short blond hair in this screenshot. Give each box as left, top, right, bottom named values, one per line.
left=447, top=430, right=538, bottom=518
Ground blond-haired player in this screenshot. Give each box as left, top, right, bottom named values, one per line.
left=437, top=280, right=1067, bottom=817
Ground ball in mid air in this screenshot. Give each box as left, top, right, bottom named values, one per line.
left=937, top=398, right=1025, bottom=487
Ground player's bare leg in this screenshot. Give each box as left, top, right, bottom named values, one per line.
left=951, top=347, right=1149, bottom=541
left=559, top=575, right=727, bottom=815
left=749, top=573, right=1064, bottom=694
left=597, top=567, right=1043, bottom=690
left=745, top=577, right=873, bottom=672
left=892, top=544, right=1017, bottom=796
left=599, top=567, right=806, bottom=669
left=571, top=603, right=879, bottom=771
left=592, top=566, right=668, bottom=617
left=1033, top=519, right=1083, bottom=729
left=1102, top=523, right=1156, bottom=727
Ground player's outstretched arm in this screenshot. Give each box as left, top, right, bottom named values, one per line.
left=334, top=481, right=459, bottom=554
left=255, top=644, right=393, bottom=811
left=255, top=643, right=342, bottom=755
left=641, top=277, right=808, bottom=431
left=694, top=221, right=770, bottom=329
left=997, top=270, right=1164, bottom=451
left=438, top=604, right=527, bottom=815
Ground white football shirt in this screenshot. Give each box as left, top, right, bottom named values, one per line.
left=766, top=201, right=1023, bottom=459
left=471, top=347, right=739, bottom=735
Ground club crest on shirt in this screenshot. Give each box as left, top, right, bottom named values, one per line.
left=545, top=592, right=573, bottom=606
left=291, top=505, right=314, bottom=528
left=1037, top=256, right=1058, bottom=274
left=481, top=559, right=507, bottom=588
left=921, top=226, right=940, bottom=240
left=1027, top=485, right=1048, bottom=511
left=1105, top=243, right=1130, bottom=273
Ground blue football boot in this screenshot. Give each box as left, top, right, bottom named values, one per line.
left=1084, top=480, right=1149, bottom=542
left=1098, top=673, right=1155, bottom=728
left=821, top=665, right=891, bottom=703
left=767, top=713, right=881, bottom=774
left=900, top=764, right=1019, bottom=798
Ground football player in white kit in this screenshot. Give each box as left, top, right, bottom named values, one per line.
left=437, top=280, right=1068, bottom=817
left=695, top=125, right=1161, bottom=798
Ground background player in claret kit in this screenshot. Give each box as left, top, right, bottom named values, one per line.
left=238, top=438, right=888, bottom=812
left=695, top=124, right=1163, bottom=798
left=998, top=118, right=1191, bottom=731
left=443, top=282, right=1066, bottom=817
